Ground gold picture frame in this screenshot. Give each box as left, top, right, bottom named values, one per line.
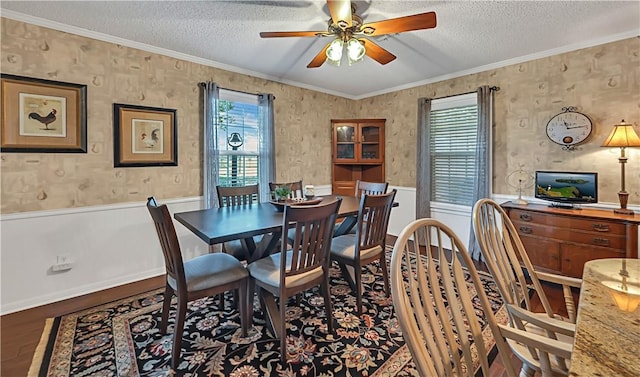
left=1, top=74, right=87, bottom=153
left=113, top=103, right=177, bottom=167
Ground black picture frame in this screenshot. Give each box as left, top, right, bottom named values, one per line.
left=1, top=74, right=87, bottom=153
left=113, top=103, right=178, bottom=167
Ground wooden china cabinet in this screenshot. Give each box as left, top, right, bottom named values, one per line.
left=331, top=119, right=385, bottom=195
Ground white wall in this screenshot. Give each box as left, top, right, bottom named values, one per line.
left=0, top=197, right=208, bottom=314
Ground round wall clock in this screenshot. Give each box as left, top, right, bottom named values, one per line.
left=546, top=107, right=593, bottom=150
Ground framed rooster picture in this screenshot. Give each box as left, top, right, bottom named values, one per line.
left=0, top=74, right=87, bottom=152
left=113, top=103, right=177, bottom=167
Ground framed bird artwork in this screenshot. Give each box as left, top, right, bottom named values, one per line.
left=0, top=74, right=87, bottom=153
left=113, top=103, right=177, bottom=167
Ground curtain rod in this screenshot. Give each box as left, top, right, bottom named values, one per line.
left=197, top=82, right=259, bottom=97
left=431, top=86, right=500, bottom=100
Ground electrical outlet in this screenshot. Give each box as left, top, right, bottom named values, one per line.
left=52, top=255, right=74, bottom=272
left=52, top=262, right=73, bottom=271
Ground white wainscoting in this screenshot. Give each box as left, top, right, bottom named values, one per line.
left=0, top=197, right=208, bottom=315
left=3, top=187, right=636, bottom=314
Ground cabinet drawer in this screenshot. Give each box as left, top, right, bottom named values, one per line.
left=519, top=235, right=561, bottom=273
left=510, top=209, right=627, bottom=236
left=509, top=210, right=557, bottom=226
left=561, top=244, right=626, bottom=278
left=333, top=181, right=355, bottom=196
left=512, top=221, right=570, bottom=240
left=568, top=218, right=626, bottom=235
left=565, top=231, right=626, bottom=250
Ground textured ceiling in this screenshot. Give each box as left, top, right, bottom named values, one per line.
left=2, top=1, right=639, bottom=99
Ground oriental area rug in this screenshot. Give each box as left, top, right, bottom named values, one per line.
left=31, top=252, right=507, bottom=377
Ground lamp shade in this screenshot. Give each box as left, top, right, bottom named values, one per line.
left=602, top=120, right=640, bottom=147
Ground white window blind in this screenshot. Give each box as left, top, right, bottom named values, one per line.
left=218, top=89, right=260, bottom=187
left=430, top=93, right=478, bottom=206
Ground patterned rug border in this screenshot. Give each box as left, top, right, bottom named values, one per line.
left=30, top=256, right=507, bottom=376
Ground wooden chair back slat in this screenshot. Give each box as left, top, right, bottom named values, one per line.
left=146, top=197, right=186, bottom=288
left=281, top=199, right=342, bottom=278
left=355, top=190, right=396, bottom=253
left=390, top=218, right=519, bottom=377
left=216, top=184, right=260, bottom=207
left=269, top=180, right=303, bottom=199
left=472, top=199, right=555, bottom=317
left=355, top=180, right=388, bottom=197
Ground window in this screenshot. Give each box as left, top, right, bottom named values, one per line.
left=217, top=89, right=259, bottom=186
left=429, top=93, right=478, bottom=206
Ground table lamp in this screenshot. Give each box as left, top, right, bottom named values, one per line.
left=601, top=120, right=640, bottom=215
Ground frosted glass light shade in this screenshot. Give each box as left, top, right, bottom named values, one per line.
left=346, top=38, right=365, bottom=63
left=326, top=39, right=343, bottom=65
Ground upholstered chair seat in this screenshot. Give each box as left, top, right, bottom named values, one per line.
left=329, top=234, right=383, bottom=260
left=247, top=250, right=324, bottom=288
left=167, top=253, right=249, bottom=292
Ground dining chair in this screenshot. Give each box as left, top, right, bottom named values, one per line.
left=216, top=184, right=261, bottom=261
left=342, top=180, right=389, bottom=235
left=246, top=198, right=342, bottom=364
left=146, top=197, right=250, bottom=369
left=473, top=198, right=578, bottom=376
left=390, top=218, right=574, bottom=377
left=472, top=198, right=582, bottom=323
left=330, top=189, right=396, bottom=314
left=269, top=180, right=303, bottom=199
left=269, top=180, right=304, bottom=245
left=355, top=180, right=388, bottom=197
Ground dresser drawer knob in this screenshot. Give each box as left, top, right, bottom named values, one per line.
left=593, top=237, right=610, bottom=246
left=519, top=213, right=533, bottom=221
left=519, top=226, right=533, bottom=234
left=592, top=224, right=610, bottom=232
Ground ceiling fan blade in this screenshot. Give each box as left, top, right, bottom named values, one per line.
left=307, top=42, right=331, bottom=68
left=260, top=31, right=329, bottom=38
left=361, top=39, right=396, bottom=65
left=360, top=11, right=437, bottom=37
left=327, top=0, right=352, bottom=28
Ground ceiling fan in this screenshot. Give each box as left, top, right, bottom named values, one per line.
left=259, top=0, right=437, bottom=68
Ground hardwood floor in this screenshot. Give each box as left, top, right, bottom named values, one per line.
left=1, top=241, right=577, bottom=377
left=1, top=276, right=164, bottom=377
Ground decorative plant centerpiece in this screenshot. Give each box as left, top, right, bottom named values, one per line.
left=273, top=185, right=292, bottom=202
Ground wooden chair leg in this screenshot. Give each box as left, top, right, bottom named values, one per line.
left=355, top=265, right=363, bottom=315
left=321, top=274, right=334, bottom=333
left=238, top=282, right=249, bottom=337
left=279, top=295, right=287, bottom=365
left=247, top=279, right=255, bottom=333
left=379, top=253, right=391, bottom=296
left=161, top=285, right=172, bottom=334
left=171, top=297, right=188, bottom=369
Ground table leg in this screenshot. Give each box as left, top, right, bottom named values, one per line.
left=260, top=290, right=280, bottom=338
left=250, top=230, right=283, bottom=263
left=334, top=216, right=357, bottom=237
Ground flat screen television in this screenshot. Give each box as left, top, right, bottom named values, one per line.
left=534, top=171, right=598, bottom=208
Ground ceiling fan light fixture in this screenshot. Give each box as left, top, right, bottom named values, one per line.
left=326, top=38, right=343, bottom=65
left=346, top=38, right=366, bottom=63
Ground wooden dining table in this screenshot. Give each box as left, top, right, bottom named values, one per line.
left=174, top=195, right=387, bottom=262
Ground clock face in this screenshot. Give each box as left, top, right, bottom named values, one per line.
left=546, top=111, right=593, bottom=146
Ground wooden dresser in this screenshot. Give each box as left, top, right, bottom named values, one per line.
left=501, top=201, right=639, bottom=278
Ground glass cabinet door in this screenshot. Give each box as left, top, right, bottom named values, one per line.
left=360, top=124, right=382, bottom=161
left=335, top=124, right=356, bottom=160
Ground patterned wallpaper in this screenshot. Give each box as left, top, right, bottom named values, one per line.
left=357, top=37, right=640, bottom=204
left=1, top=18, right=639, bottom=213
left=0, top=18, right=355, bottom=213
